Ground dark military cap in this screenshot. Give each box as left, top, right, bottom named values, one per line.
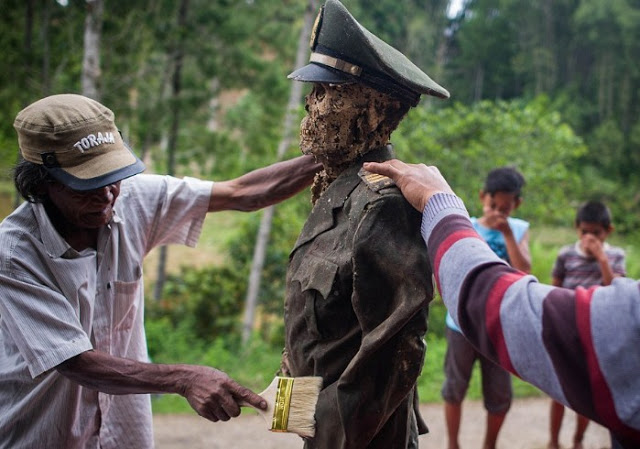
left=288, top=0, right=450, bottom=106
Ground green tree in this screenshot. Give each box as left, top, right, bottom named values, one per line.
left=393, top=96, right=587, bottom=225
left=445, top=0, right=517, bottom=102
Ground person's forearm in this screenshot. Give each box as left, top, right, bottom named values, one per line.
left=57, top=350, right=191, bottom=395
left=503, top=232, right=531, bottom=273
left=57, top=350, right=267, bottom=422
left=597, top=257, right=615, bottom=286
left=209, top=155, right=321, bottom=212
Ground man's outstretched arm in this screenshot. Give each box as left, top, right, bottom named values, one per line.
left=209, top=155, right=321, bottom=212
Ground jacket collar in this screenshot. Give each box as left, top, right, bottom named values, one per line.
left=293, top=145, right=394, bottom=251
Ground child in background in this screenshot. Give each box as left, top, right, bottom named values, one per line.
left=548, top=200, right=626, bottom=449
left=442, top=167, right=531, bottom=449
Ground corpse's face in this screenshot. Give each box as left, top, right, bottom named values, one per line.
left=46, top=181, right=121, bottom=230
left=300, top=83, right=394, bottom=168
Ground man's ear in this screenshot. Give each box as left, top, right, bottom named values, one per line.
left=478, top=189, right=485, bottom=201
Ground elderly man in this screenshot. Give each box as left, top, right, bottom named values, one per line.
left=0, top=93, right=320, bottom=448
left=281, top=1, right=449, bottom=448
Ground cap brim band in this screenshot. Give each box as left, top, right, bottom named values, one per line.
left=288, top=62, right=354, bottom=84
left=46, top=158, right=145, bottom=191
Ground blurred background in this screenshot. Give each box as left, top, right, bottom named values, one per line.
left=1, top=0, right=639, bottom=413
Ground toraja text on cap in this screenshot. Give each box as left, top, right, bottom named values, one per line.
left=73, top=131, right=116, bottom=153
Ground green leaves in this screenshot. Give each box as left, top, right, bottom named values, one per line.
left=394, top=96, right=587, bottom=225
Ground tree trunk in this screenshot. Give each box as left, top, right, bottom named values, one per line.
left=241, top=0, right=318, bottom=344
left=153, top=0, right=189, bottom=302
left=40, top=0, right=51, bottom=96
left=473, top=64, right=484, bottom=102
left=15, top=0, right=38, bottom=210
left=82, top=0, right=103, bottom=100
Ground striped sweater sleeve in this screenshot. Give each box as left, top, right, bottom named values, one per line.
left=422, top=193, right=640, bottom=446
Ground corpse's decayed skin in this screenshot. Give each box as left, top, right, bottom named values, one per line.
left=300, top=82, right=409, bottom=203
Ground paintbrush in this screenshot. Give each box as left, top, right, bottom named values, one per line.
left=240, top=376, right=322, bottom=438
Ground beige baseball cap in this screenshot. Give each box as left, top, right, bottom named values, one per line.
left=13, top=94, right=145, bottom=191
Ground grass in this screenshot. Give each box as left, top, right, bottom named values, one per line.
left=150, top=331, right=545, bottom=416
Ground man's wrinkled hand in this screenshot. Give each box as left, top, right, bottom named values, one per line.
left=182, top=367, right=267, bottom=422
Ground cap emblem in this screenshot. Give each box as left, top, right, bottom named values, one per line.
left=310, top=6, right=324, bottom=50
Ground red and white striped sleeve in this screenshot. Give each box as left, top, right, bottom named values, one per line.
left=421, top=193, right=640, bottom=446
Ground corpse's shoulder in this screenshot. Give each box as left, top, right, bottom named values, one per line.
left=357, top=167, right=396, bottom=193
left=355, top=167, right=417, bottom=217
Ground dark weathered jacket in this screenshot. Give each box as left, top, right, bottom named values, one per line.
left=284, top=146, right=433, bottom=449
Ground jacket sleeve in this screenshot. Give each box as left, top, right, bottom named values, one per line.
left=422, top=193, right=640, bottom=446
left=312, top=191, right=432, bottom=449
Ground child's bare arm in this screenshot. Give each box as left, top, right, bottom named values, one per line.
left=581, top=234, right=617, bottom=286
left=482, top=210, right=531, bottom=273
left=503, top=228, right=531, bottom=273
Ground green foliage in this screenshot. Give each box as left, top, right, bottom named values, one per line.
left=148, top=264, right=246, bottom=343
left=147, top=191, right=311, bottom=348
left=394, top=96, right=587, bottom=226
left=227, top=196, right=312, bottom=316
left=427, top=296, right=448, bottom=339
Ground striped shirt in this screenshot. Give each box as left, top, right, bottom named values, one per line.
left=445, top=215, right=529, bottom=332
left=552, top=241, right=626, bottom=289
left=0, top=174, right=212, bottom=449
left=422, top=193, right=640, bottom=447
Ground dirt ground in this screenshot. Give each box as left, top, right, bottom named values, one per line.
left=153, top=397, right=612, bottom=449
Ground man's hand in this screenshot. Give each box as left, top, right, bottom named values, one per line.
left=363, top=159, right=455, bottom=212
left=181, top=366, right=267, bottom=422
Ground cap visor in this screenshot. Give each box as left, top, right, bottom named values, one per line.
left=46, top=146, right=146, bottom=191
left=288, top=63, right=353, bottom=84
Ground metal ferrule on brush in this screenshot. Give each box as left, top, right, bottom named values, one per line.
left=271, top=377, right=294, bottom=432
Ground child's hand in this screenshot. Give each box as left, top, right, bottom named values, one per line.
left=580, top=234, right=605, bottom=260
left=482, top=208, right=511, bottom=235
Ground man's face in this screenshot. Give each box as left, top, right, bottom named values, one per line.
left=300, top=83, right=391, bottom=167
left=45, top=181, right=121, bottom=230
